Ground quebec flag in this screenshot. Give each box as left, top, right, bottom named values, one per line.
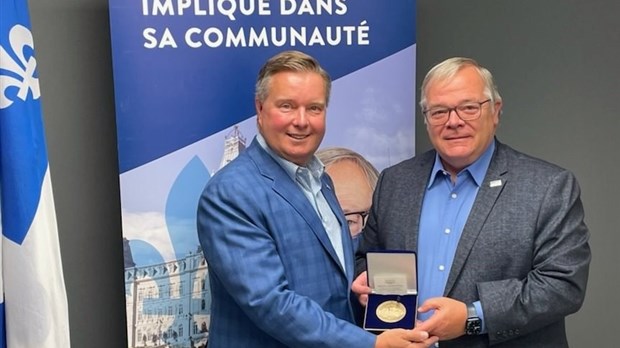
left=0, top=0, right=71, bottom=347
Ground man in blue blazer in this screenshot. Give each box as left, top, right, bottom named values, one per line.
left=197, top=51, right=437, bottom=348
left=353, top=57, right=591, bottom=347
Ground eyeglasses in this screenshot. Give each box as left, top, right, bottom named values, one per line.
left=423, top=99, right=491, bottom=126
left=344, top=211, right=369, bottom=236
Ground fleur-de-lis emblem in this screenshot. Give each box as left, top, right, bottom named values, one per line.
left=0, top=24, right=41, bottom=109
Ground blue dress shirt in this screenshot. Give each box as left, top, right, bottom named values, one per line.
left=417, top=141, right=495, bottom=334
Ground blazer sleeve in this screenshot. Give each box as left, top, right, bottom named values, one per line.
left=197, top=170, right=376, bottom=348
left=478, top=168, right=591, bottom=344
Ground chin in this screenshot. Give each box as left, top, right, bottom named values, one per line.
left=287, top=154, right=312, bottom=166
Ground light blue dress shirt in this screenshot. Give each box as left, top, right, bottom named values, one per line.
left=256, top=134, right=346, bottom=271
left=417, top=141, right=495, bottom=334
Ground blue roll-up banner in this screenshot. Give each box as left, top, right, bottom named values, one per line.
left=109, top=1, right=415, bottom=347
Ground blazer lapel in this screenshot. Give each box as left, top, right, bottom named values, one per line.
left=321, top=175, right=354, bottom=279
left=444, top=142, right=509, bottom=295
left=248, top=140, right=347, bottom=276
left=405, top=152, right=436, bottom=252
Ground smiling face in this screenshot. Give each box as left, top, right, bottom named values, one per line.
left=256, top=71, right=327, bottom=166
left=424, top=65, right=502, bottom=175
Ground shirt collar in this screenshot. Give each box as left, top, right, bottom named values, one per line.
left=256, top=133, right=325, bottom=186
left=428, top=139, right=496, bottom=188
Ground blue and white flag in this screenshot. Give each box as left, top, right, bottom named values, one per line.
left=0, top=0, right=71, bottom=347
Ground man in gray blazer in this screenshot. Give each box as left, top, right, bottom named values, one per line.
left=353, top=57, right=591, bottom=347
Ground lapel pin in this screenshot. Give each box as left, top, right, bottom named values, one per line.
left=489, top=179, right=502, bottom=188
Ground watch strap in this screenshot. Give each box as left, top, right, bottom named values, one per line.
left=467, top=303, right=477, bottom=318
left=465, top=303, right=482, bottom=335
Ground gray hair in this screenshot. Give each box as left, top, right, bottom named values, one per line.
left=316, top=147, right=379, bottom=191
left=255, top=50, right=331, bottom=106
left=419, top=57, right=502, bottom=112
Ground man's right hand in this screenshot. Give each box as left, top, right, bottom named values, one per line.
left=352, top=271, right=372, bottom=306
left=375, top=328, right=439, bottom=348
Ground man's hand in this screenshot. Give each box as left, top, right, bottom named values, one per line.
left=352, top=271, right=372, bottom=306
left=375, top=328, right=438, bottom=348
left=415, top=297, right=467, bottom=341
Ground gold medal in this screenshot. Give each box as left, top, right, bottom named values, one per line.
left=375, top=300, right=406, bottom=323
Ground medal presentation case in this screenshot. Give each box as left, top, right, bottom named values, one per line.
left=363, top=251, right=417, bottom=331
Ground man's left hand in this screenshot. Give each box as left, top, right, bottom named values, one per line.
left=415, top=297, right=467, bottom=341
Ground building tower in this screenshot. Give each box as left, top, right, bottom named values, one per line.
left=218, top=125, right=246, bottom=170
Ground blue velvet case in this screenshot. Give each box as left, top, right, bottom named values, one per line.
left=363, top=251, right=418, bottom=331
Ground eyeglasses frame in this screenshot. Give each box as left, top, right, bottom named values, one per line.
left=422, top=99, right=491, bottom=126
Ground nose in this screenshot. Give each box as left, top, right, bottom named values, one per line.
left=445, top=108, right=464, bottom=127
left=292, top=108, right=309, bottom=126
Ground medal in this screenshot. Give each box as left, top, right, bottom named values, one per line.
left=375, top=300, right=406, bottom=323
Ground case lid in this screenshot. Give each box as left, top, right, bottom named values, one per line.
left=366, top=251, right=417, bottom=295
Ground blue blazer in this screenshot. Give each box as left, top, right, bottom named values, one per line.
left=197, top=138, right=376, bottom=348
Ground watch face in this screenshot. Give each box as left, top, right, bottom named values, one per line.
left=466, top=318, right=482, bottom=335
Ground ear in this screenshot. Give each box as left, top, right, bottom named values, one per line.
left=493, top=100, right=503, bottom=123
left=255, top=99, right=263, bottom=126
left=255, top=99, right=263, bottom=114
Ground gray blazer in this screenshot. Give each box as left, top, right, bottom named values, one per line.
left=356, top=140, right=590, bottom=347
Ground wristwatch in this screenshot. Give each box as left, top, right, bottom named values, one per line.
left=465, top=303, right=482, bottom=335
